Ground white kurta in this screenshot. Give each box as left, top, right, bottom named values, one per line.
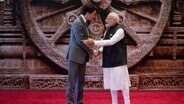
left=94, top=28, right=131, bottom=90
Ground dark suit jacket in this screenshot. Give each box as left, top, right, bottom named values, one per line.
left=66, top=15, right=93, bottom=64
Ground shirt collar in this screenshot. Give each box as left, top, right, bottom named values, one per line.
left=80, top=14, right=87, bottom=23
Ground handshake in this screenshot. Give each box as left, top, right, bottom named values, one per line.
left=83, top=38, right=99, bottom=57
left=83, top=38, right=95, bottom=46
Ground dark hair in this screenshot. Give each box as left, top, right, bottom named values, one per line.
left=82, top=6, right=96, bottom=15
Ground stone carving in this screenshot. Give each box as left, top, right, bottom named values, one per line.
left=17, top=0, right=172, bottom=75
left=29, top=75, right=138, bottom=90
left=174, top=0, right=184, bottom=26
left=31, top=79, right=66, bottom=89
left=0, top=0, right=184, bottom=90
left=81, top=0, right=111, bottom=10
left=1, top=74, right=182, bottom=90
left=129, top=74, right=139, bottom=90
left=139, top=74, right=184, bottom=89
left=84, top=81, right=103, bottom=89
left=0, top=75, right=29, bottom=89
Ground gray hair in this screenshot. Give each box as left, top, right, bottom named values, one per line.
left=109, top=12, right=120, bottom=24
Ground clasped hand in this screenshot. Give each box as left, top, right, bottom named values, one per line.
left=83, top=38, right=94, bottom=46
left=83, top=38, right=100, bottom=57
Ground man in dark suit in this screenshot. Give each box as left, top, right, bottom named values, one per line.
left=66, top=6, right=96, bottom=104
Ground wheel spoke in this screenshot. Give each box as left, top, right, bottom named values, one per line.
left=35, top=5, right=76, bottom=22
left=121, top=22, right=140, bottom=45
left=126, top=9, right=157, bottom=23
left=50, top=7, right=82, bottom=44
left=18, top=0, right=172, bottom=71
left=111, top=7, right=140, bottom=45
left=50, top=19, right=70, bottom=44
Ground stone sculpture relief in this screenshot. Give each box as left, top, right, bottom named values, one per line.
left=17, top=0, right=171, bottom=75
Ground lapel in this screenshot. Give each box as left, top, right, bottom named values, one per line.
left=79, top=16, right=90, bottom=36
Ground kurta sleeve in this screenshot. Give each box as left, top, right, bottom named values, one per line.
left=94, top=28, right=125, bottom=47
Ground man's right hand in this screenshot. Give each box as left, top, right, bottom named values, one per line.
left=83, top=38, right=94, bottom=46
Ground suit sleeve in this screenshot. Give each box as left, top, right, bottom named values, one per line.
left=71, top=22, right=93, bottom=54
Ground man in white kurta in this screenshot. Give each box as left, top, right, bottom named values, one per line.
left=94, top=12, right=131, bottom=104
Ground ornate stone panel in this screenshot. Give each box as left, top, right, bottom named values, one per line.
left=0, top=75, right=29, bottom=89
left=139, top=74, right=184, bottom=89
left=30, top=75, right=67, bottom=90
left=29, top=75, right=139, bottom=90
left=1, top=74, right=183, bottom=90
left=17, top=0, right=172, bottom=75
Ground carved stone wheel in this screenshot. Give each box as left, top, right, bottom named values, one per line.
left=18, top=0, right=171, bottom=74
